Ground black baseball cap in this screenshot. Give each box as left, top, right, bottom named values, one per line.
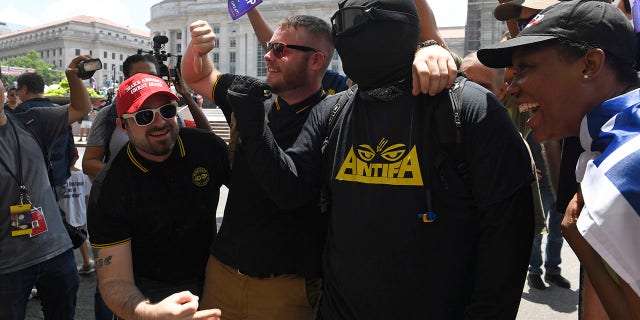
left=478, top=0, right=638, bottom=68
left=494, top=0, right=560, bottom=21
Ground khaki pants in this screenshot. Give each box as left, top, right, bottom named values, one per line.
left=201, top=255, right=320, bottom=320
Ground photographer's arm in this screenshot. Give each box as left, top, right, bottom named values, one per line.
left=182, top=21, right=221, bottom=103
left=66, top=55, right=93, bottom=124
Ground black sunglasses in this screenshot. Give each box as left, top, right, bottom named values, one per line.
left=331, top=6, right=419, bottom=37
left=121, top=104, right=177, bottom=127
left=265, top=42, right=318, bottom=59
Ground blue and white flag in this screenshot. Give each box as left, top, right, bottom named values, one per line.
left=577, top=89, right=640, bottom=296
left=228, top=0, right=263, bottom=20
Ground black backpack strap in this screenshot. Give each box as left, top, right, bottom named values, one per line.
left=447, top=77, right=470, bottom=183
left=420, top=76, right=470, bottom=223
left=321, top=86, right=355, bottom=155
left=319, top=86, right=356, bottom=213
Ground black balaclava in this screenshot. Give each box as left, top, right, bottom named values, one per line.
left=332, top=0, right=419, bottom=92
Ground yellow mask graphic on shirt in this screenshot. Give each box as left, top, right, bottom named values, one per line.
left=336, top=138, right=423, bottom=186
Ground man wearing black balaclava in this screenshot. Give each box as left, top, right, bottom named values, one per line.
left=227, top=0, right=536, bottom=318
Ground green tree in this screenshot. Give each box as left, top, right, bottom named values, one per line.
left=1, top=50, right=65, bottom=85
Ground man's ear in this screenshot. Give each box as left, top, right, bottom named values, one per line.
left=116, top=118, right=127, bottom=132
left=310, top=52, right=326, bottom=71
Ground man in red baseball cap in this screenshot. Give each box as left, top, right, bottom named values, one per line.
left=114, top=74, right=182, bottom=162
left=87, top=73, right=230, bottom=319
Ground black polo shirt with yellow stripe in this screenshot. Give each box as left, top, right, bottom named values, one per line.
left=210, top=74, right=328, bottom=277
left=88, top=128, right=229, bottom=300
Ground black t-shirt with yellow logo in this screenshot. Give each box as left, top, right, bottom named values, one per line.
left=234, top=81, right=536, bottom=319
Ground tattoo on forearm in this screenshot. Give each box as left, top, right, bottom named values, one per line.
left=95, top=255, right=113, bottom=269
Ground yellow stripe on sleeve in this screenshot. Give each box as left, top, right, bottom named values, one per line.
left=211, top=73, right=223, bottom=105
left=90, top=238, right=132, bottom=249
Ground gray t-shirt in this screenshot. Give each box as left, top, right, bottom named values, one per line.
left=0, top=107, right=73, bottom=274
left=87, top=103, right=128, bottom=160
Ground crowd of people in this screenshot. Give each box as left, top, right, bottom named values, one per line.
left=1, top=0, right=638, bottom=319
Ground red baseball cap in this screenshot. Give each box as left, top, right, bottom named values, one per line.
left=116, top=74, right=179, bottom=117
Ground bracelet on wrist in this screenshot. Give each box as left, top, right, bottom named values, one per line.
left=416, top=40, right=442, bottom=51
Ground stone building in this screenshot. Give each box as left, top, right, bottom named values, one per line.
left=0, top=16, right=150, bottom=87
left=1, top=1, right=477, bottom=86
left=147, top=0, right=343, bottom=78
left=147, top=0, right=466, bottom=78
left=465, top=0, right=508, bottom=53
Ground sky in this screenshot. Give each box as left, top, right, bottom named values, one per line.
left=0, top=0, right=468, bottom=32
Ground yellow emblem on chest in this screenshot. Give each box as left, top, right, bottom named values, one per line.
left=192, top=167, right=210, bottom=187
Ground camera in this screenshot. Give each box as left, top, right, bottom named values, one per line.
left=138, top=35, right=182, bottom=84
left=77, top=58, right=102, bottom=80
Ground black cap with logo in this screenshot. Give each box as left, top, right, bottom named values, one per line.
left=478, top=0, right=638, bottom=68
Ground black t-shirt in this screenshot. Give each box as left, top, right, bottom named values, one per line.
left=233, top=81, right=536, bottom=319
left=88, top=128, right=229, bottom=301
left=211, top=74, right=328, bottom=277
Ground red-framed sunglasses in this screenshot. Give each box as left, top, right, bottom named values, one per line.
left=266, top=41, right=318, bottom=59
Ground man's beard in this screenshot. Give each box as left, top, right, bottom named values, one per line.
left=268, top=58, right=310, bottom=95
left=131, top=124, right=178, bottom=159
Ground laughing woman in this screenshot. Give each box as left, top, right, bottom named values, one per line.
left=478, top=0, right=640, bottom=319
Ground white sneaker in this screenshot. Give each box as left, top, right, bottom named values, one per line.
left=28, top=288, right=39, bottom=300
left=78, top=261, right=95, bottom=275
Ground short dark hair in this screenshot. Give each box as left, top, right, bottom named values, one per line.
left=279, top=15, right=333, bottom=69
left=123, top=54, right=159, bottom=78
left=16, top=72, right=45, bottom=94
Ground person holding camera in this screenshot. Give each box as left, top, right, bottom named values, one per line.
left=0, top=55, right=93, bottom=319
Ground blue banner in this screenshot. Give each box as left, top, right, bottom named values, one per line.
left=228, top=0, right=263, bottom=20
